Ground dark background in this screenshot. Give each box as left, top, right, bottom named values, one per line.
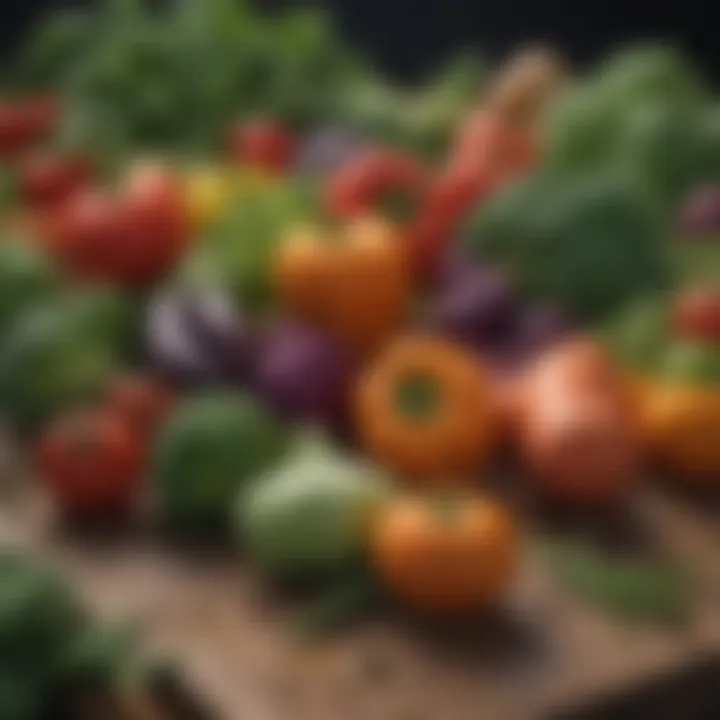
left=1, top=0, right=718, bottom=84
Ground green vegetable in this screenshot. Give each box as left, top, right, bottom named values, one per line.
left=0, top=287, right=134, bottom=430
left=154, top=391, right=288, bottom=531
left=544, top=46, right=714, bottom=211
left=542, top=83, right=620, bottom=171
left=661, top=339, right=720, bottom=386
left=183, top=179, right=318, bottom=314
left=613, top=101, right=709, bottom=212
left=539, top=539, right=690, bottom=625
left=0, top=241, right=58, bottom=337
left=291, top=569, right=381, bottom=642
left=0, top=552, right=142, bottom=718
left=603, top=295, right=671, bottom=373
left=239, top=433, right=392, bottom=578
left=14, top=0, right=367, bottom=155
left=594, top=44, right=706, bottom=112
left=464, top=170, right=671, bottom=322
left=0, top=667, right=42, bottom=720
left=0, top=552, right=84, bottom=677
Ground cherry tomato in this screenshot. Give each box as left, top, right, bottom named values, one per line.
left=40, top=163, right=189, bottom=287
left=35, top=408, right=145, bottom=516
left=19, top=154, right=92, bottom=208
left=674, top=286, right=720, bottom=343
left=228, top=118, right=295, bottom=172
left=115, top=162, right=190, bottom=286
left=105, top=374, right=174, bottom=435
left=0, top=95, right=61, bottom=158
left=41, top=189, right=120, bottom=280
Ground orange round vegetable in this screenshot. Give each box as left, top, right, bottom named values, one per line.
left=637, top=382, right=720, bottom=482
left=520, top=391, right=639, bottom=504
left=370, top=493, right=519, bottom=615
left=274, top=216, right=411, bottom=356
left=355, top=336, right=496, bottom=482
left=518, top=339, right=639, bottom=504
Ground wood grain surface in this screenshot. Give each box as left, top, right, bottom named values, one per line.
left=1, top=478, right=719, bottom=720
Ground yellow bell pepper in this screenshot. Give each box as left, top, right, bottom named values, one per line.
left=185, top=165, right=277, bottom=230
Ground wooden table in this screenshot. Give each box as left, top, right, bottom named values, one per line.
left=2, top=472, right=719, bottom=720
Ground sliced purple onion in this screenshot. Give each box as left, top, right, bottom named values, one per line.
left=427, top=264, right=520, bottom=348
left=145, top=289, right=220, bottom=386
left=183, top=287, right=258, bottom=385
left=253, top=320, right=354, bottom=427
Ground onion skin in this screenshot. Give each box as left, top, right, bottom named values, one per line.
left=516, top=338, right=640, bottom=505
left=145, top=290, right=220, bottom=387
left=253, top=320, right=353, bottom=427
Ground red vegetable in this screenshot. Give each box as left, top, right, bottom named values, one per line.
left=35, top=408, right=145, bottom=516
left=0, top=94, right=60, bottom=158
left=325, top=149, right=429, bottom=220
left=41, top=163, right=189, bottom=287
left=673, top=286, right=720, bottom=343
left=40, top=189, right=119, bottom=280
left=228, top=118, right=295, bottom=172
left=114, top=162, right=190, bottom=286
left=19, top=153, right=92, bottom=208
left=516, top=339, right=639, bottom=505
left=105, top=374, right=175, bottom=436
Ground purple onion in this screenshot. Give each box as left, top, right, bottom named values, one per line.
left=145, top=289, right=220, bottom=386
left=253, top=320, right=354, bottom=427
left=295, top=125, right=368, bottom=177
left=427, top=263, right=520, bottom=348
left=514, top=305, right=572, bottom=352
left=183, top=288, right=258, bottom=385
left=678, top=185, right=720, bottom=238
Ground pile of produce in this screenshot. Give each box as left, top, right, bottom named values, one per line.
left=1, top=0, right=719, bottom=677
left=0, top=551, right=147, bottom=718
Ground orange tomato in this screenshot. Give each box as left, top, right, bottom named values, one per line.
left=371, top=493, right=519, bottom=616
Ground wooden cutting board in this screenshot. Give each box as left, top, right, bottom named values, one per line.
left=2, top=474, right=719, bottom=720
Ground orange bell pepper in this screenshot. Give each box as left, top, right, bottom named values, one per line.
left=274, top=216, right=411, bottom=356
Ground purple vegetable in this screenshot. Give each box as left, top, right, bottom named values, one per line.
left=253, top=320, right=353, bottom=426
left=678, top=186, right=720, bottom=238
left=427, top=263, right=520, bottom=348
left=514, top=305, right=571, bottom=351
left=183, top=288, right=258, bottom=384
left=295, top=125, right=368, bottom=177
left=145, top=289, right=220, bottom=386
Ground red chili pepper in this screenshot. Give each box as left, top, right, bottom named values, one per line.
left=325, top=149, right=429, bottom=220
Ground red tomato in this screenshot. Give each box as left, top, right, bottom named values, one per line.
left=41, top=189, right=120, bottom=280
left=113, top=162, right=190, bottom=286
left=35, top=408, right=145, bottom=516
left=228, top=118, right=295, bottom=171
left=0, top=103, right=34, bottom=158
left=20, top=94, right=61, bottom=141
left=674, top=286, right=720, bottom=343
left=19, top=154, right=92, bottom=208
left=0, top=94, right=60, bottom=158
left=105, top=374, right=174, bottom=435
left=40, top=162, right=189, bottom=287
